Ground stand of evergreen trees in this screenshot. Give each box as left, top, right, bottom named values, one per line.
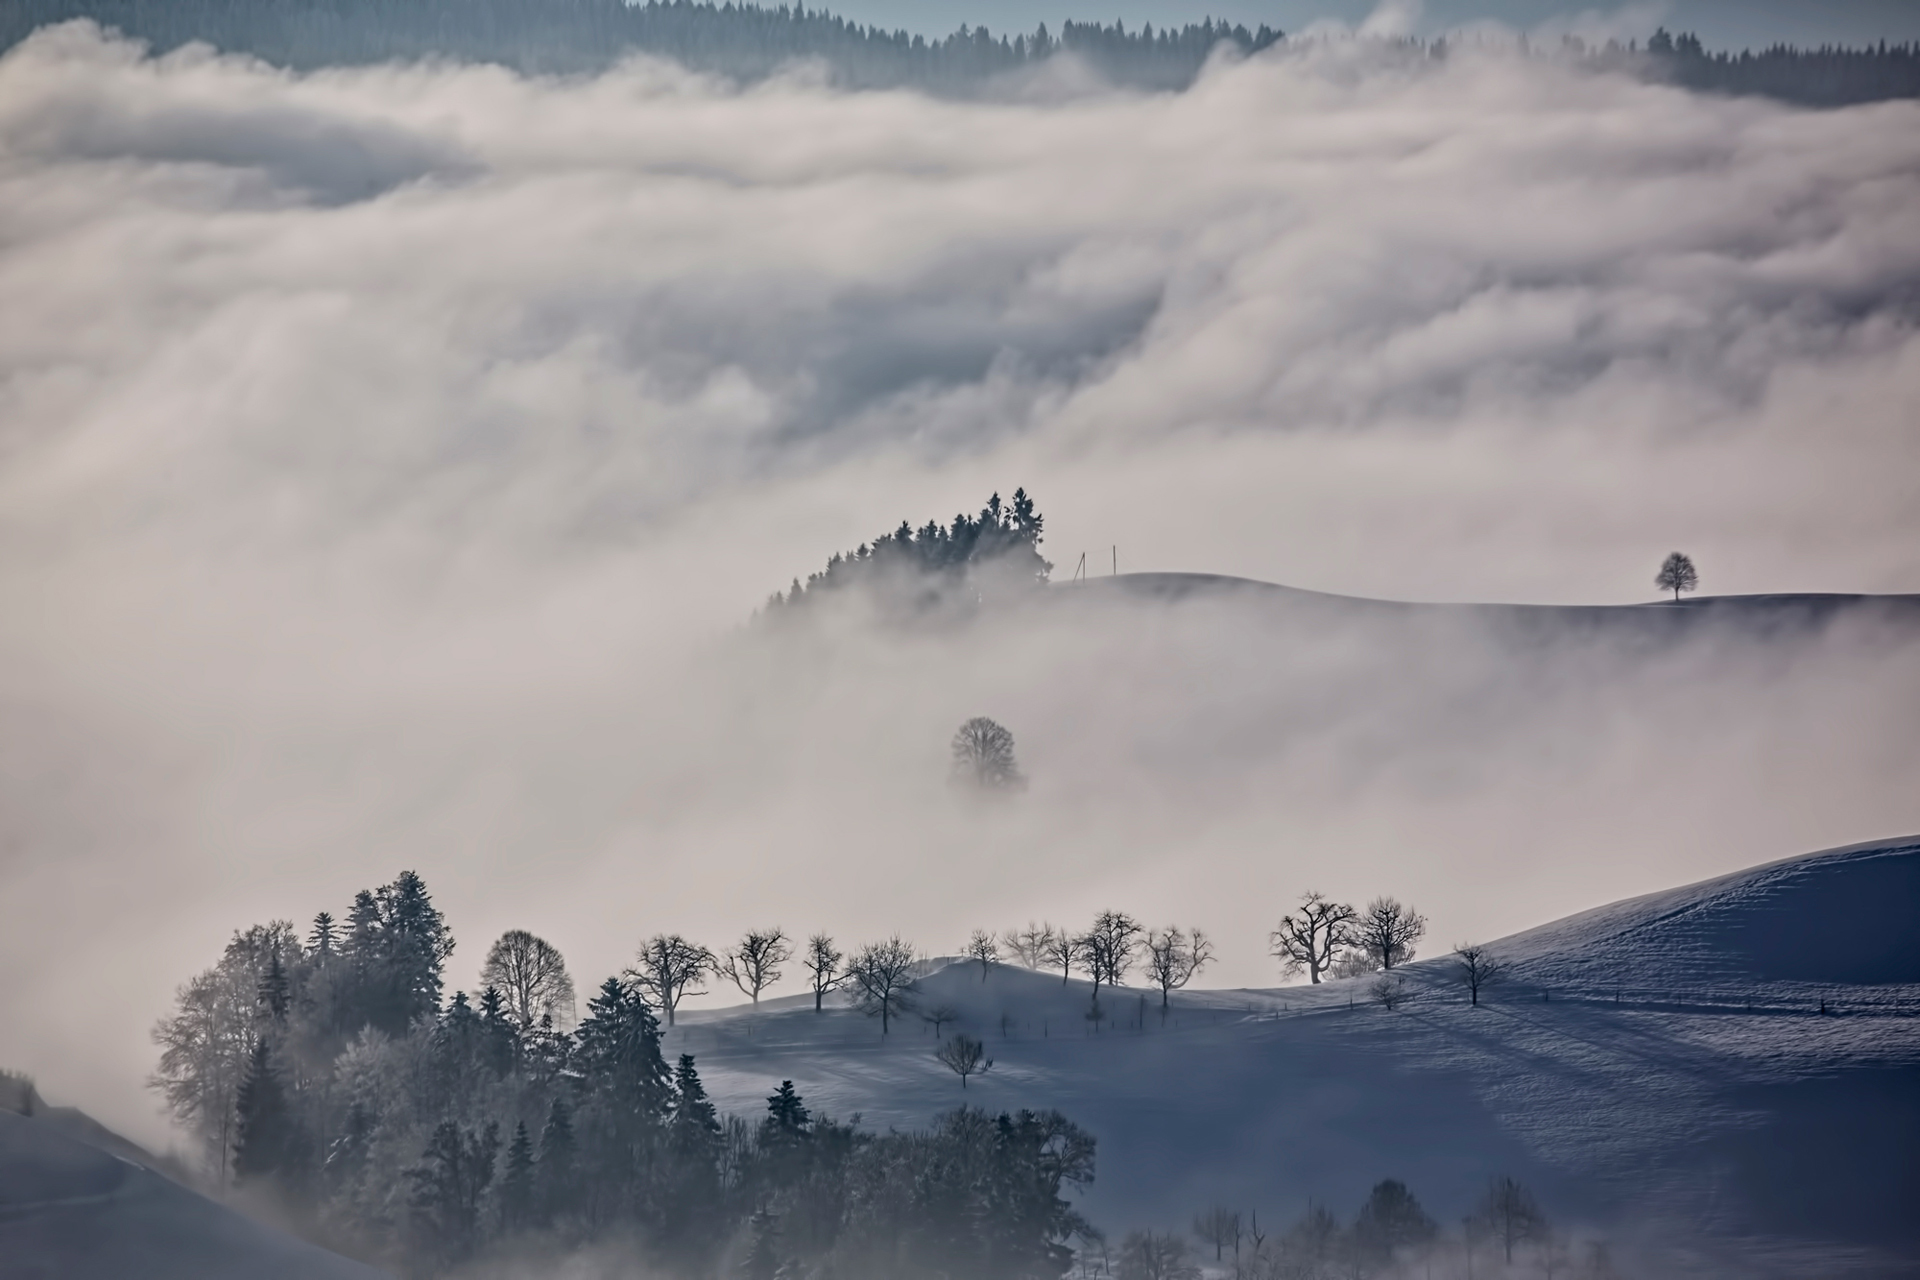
left=0, top=0, right=1281, bottom=92
left=1641, top=28, right=1920, bottom=107
left=150, top=870, right=1098, bottom=1278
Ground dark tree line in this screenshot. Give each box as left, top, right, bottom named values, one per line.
left=151, top=871, right=1098, bottom=1278
left=763, top=488, right=1050, bottom=618
left=0, top=0, right=1280, bottom=92
left=1642, top=28, right=1920, bottom=107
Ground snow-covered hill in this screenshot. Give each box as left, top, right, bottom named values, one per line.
left=670, top=835, right=1920, bottom=1278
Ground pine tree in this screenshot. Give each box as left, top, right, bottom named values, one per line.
left=257, top=948, right=291, bottom=1023
left=307, top=911, right=337, bottom=962
left=537, top=1096, right=577, bottom=1222
left=478, top=985, right=518, bottom=1076
left=407, top=1119, right=500, bottom=1266
left=232, top=1039, right=293, bottom=1181
left=763, top=1079, right=810, bottom=1139
left=499, top=1120, right=536, bottom=1232
left=672, top=1054, right=722, bottom=1148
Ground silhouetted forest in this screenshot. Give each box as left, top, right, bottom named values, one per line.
left=0, top=0, right=1281, bottom=90
left=6, top=0, right=1919, bottom=102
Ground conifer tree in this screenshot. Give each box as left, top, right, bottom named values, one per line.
left=232, top=1039, right=294, bottom=1181
left=498, top=1120, right=536, bottom=1232
left=537, top=1097, right=577, bottom=1222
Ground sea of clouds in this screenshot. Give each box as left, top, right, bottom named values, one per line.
left=1, top=23, right=1917, bottom=1146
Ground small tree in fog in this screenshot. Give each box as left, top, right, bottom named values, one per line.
left=1270, top=892, right=1358, bottom=984
left=629, top=934, right=715, bottom=1027
left=1357, top=897, right=1427, bottom=970
left=951, top=716, right=1024, bottom=790
left=720, top=928, right=792, bottom=1009
left=1369, top=973, right=1411, bottom=1011
left=1002, top=921, right=1058, bottom=970
left=1475, top=1175, right=1546, bottom=1264
left=846, top=936, right=919, bottom=1035
left=934, top=1033, right=993, bottom=1089
left=802, top=933, right=843, bottom=1013
left=1656, top=551, right=1699, bottom=601
left=1453, top=942, right=1507, bottom=1007
left=965, top=929, right=1000, bottom=981
left=1078, top=911, right=1144, bottom=1003
left=1117, top=1230, right=1201, bottom=1280
left=1352, top=1179, right=1437, bottom=1268
left=481, top=930, right=577, bottom=1030
left=1191, top=1208, right=1242, bottom=1262
left=922, top=1004, right=959, bottom=1037
left=1144, top=926, right=1215, bottom=1012
left=1040, top=926, right=1077, bottom=985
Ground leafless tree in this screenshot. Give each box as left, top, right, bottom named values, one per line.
left=1453, top=942, right=1507, bottom=1007
left=802, top=933, right=844, bottom=1013
left=934, top=1033, right=993, bottom=1088
left=1357, top=897, right=1427, bottom=970
left=1077, top=911, right=1143, bottom=1002
left=846, top=936, right=919, bottom=1035
left=1039, top=925, right=1077, bottom=984
left=922, top=1004, right=960, bottom=1037
left=1269, top=892, right=1358, bottom=984
left=951, top=716, right=1024, bottom=790
left=1330, top=949, right=1381, bottom=980
left=1001, top=921, right=1057, bottom=970
left=628, top=934, right=715, bottom=1027
left=1656, top=551, right=1699, bottom=601
left=1475, top=1175, right=1546, bottom=1264
left=1117, top=1230, right=1201, bottom=1280
left=1144, top=926, right=1215, bottom=1012
left=720, top=928, right=792, bottom=1008
left=480, top=930, right=576, bottom=1030
left=1369, top=973, right=1411, bottom=1011
left=1191, top=1208, right=1243, bottom=1263
left=965, top=929, right=1000, bottom=981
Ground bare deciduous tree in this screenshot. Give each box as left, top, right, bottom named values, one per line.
left=720, top=928, right=792, bottom=1008
left=964, top=929, right=1000, bottom=981
left=846, top=936, right=919, bottom=1035
left=1117, top=1230, right=1201, bottom=1280
left=1144, top=926, right=1215, bottom=1012
left=934, top=1033, right=993, bottom=1089
left=1002, top=920, right=1058, bottom=970
left=1191, top=1208, right=1243, bottom=1262
left=1357, top=897, right=1427, bottom=971
left=1077, top=911, right=1143, bottom=1003
left=628, top=934, right=715, bottom=1027
left=1475, top=1175, right=1547, bottom=1264
left=480, top=930, right=576, bottom=1030
left=1039, top=925, right=1077, bottom=985
left=1369, top=973, right=1411, bottom=1011
left=802, top=933, right=843, bottom=1013
left=922, top=1004, right=960, bottom=1037
left=1656, top=551, right=1699, bottom=601
left=1269, top=892, right=1358, bottom=984
left=950, top=716, right=1024, bottom=790
left=1453, top=942, right=1507, bottom=1007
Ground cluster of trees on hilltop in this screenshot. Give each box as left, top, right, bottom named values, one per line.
left=150, top=871, right=1098, bottom=1278
left=1641, top=28, right=1920, bottom=106
left=0, top=0, right=1281, bottom=91
left=762, top=489, right=1051, bottom=619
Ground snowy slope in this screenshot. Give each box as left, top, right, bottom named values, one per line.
left=0, top=1109, right=390, bottom=1280
left=668, top=836, right=1920, bottom=1279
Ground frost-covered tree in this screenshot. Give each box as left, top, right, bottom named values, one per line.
left=1117, top=1230, right=1201, bottom=1280
left=1656, top=551, right=1699, bottom=600
left=480, top=930, right=576, bottom=1030
left=1270, top=892, right=1358, bottom=984
left=720, top=928, right=792, bottom=1008
left=1191, top=1207, right=1242, bottom=1262
left=952, top=716, right=1025, bottom=790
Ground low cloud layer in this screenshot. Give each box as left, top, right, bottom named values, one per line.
left=1, top=25, right=1917, bottom=1147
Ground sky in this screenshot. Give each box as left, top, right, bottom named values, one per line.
left=0, top=21, right=1918, bottom=1152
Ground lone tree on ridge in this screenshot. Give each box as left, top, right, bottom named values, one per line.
left=951, top=717, right=1024, bottom=790
left=1270, top=892, right=1358, bottom=984
left=1656, top=551, right=1699, bottom=601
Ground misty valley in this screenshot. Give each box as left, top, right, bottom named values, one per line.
left=2, top=3, right=1918, bottom=1280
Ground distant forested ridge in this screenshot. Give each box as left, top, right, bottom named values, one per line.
left=6, top=0, right=1920, bottom=103
left=762, top=488, right=1051, bottom=618
left=0, top=0, right=1281, bottom=90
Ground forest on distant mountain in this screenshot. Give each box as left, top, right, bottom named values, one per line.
left=4, top=0, right=1918, bottom=104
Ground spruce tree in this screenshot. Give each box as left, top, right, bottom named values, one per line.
left=537, top=1096, right=577, bottom=1222
left=232, top=1039, right=293, bottom=1181
left=498, top=1120, right=536, bottom=1232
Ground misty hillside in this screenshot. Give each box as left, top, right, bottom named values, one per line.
left=0, top=1109, right=386, bottom=1280
left=669, top=836, right=1920, bottom=1278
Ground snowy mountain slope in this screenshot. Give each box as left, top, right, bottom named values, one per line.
left=0, top=1110, right=390, bottom=1280
left=667, top=837, right=1920, bottom=1278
